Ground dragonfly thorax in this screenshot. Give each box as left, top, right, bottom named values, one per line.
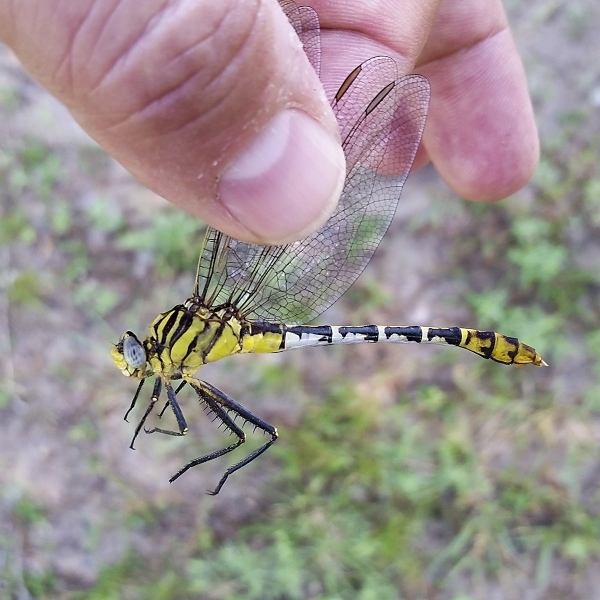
left=112, top=299, right=250, bottom=381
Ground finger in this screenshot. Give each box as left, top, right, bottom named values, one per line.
left=418, top=0, right=539, bottom=201
left=306, top=0, right=440, bottom=94
left=0, top=0, right=346, bottom=244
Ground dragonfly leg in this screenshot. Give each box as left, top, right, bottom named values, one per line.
left=144, top=381, right=188, bottom=437
left=170, top=378, right=278, bottom=495
left=124, top=378, right=146, bottom=423
left=157, top=380, right=186, bottom=418
left=129, top=378, right=161, bottom=450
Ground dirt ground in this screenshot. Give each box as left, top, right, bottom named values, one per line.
left=1, top=1, right=600, bottom=598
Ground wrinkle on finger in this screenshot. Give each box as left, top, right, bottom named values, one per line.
left=68, top=2, right=243, bottom=131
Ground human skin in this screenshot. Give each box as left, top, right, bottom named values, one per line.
left=0, top=0, right=538, bottom=245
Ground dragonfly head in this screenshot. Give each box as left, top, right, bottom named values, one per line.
left=111, top=331, right=148, bottom=378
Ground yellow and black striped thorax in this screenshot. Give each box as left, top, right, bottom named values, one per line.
left=144, top=299, right=246, bottom=377
left=111, top=298, right=292, bottom=381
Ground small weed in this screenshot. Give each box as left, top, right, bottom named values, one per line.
left=0, top=210, right=36, bottom=245
left=0, top=85, right=20, bottom=112
left=117, top=211, right=205, bottom=275
left=13, top=496, right=46, bottom=525
left=6, top=270, right=42, bottom=307
left=18, top=141, right=63, bottom=198
left=22, top=570, right=57, bottom=598
left=85, top=194, right=126, bottom=233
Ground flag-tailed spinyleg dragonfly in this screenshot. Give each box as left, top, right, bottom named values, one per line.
left=112, top=0, right=546, bottom=495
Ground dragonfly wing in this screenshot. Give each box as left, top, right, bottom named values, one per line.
left=333, top=57, right=399, bottom=145
left=195, top=58, right=430, bottom=325
left=278, top=0, right=321, bottom=75
left=194, top=228, right=290, bottom=316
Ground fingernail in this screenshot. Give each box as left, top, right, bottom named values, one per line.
left=219, top=109, right=346, bottom=244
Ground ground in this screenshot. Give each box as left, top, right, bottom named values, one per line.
left=1, top=1, right=600, bottom=599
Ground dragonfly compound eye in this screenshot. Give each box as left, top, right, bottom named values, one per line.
left=122, top=333, right=146, bottom=369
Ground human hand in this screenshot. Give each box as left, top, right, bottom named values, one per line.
left=0, top=0, right=537, bottom=244
left=312, top=0, right=539, bottom=203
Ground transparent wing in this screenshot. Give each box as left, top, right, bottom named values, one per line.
left=278, top=0, right=321, bottom=75
left=195, top=56, right=430, bottom=325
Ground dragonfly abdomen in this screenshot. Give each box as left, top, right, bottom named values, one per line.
left=278, top=324, right=546, bottom=367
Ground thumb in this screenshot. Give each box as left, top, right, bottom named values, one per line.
left=0, top=0, right=346, bottom=244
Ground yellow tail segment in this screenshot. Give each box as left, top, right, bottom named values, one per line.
left=460, top=329, right=547, bottom=367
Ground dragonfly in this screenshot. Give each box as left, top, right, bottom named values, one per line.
left=111, top=0, right=546, bottom=495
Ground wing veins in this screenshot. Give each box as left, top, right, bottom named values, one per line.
left=192, top=5, right=430, bottom=325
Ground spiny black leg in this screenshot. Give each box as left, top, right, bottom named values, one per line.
left=170, top=379, right=278, bottom=495
left=158, top=380, right=187, bottom=419
left=169, top=394, right=247, bottom=486
left=129, top=378, right=162, bottom=450
left=207, top=430, right=278, bottom=496
left=124, top=378, right=146, bottom=422
left=145, top=381, right=188, bottom=437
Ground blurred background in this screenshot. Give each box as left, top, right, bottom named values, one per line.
left=1, top=1, right=600, bottom=598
